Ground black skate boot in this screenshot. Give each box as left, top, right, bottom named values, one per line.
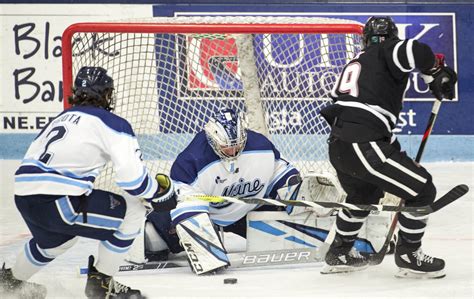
left=145, top=249, right=170, bottom=262
left=85, top=256, right=145, bottom=299
left=321, top=236, right=369, bottom=274
left=395, top=245, right=445, bottom=279
left=0, top=263, right=47, bottom=299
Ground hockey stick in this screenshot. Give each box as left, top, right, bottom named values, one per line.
left=78, top=260, right=188, bottom=275
left=416, top=99, right=443, bottom=162
left=186, top=184, right=468, bottom=214
left=78, top=248, right=323, bottom=276
left=369, top=98, right=443, bottom=265
left=78, top=188, right=467, bottom=277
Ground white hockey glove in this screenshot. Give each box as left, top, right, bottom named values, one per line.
left=286, top=172, right=346, bottom=217
left=150, top=173, right=177, bottom=211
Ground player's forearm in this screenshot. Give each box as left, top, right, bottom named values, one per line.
left=411, top=40, right=436, bottom=73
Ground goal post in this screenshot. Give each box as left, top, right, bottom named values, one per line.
left=61, top=16, right=363, bottom=192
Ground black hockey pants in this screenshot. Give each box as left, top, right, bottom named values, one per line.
left=328, top=137, right=436, bottom=247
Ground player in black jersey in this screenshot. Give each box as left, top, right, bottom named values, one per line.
left=320, top=16, right=457, bottom=278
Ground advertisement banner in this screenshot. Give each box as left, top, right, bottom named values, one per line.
left=0, top=4, right=152, bottom=133
left=165, top=11, right=464, bottom=136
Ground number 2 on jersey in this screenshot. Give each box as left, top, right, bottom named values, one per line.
left=39, top=126, right=68, bottom=164
left=338, top=62, right=361, bottom=97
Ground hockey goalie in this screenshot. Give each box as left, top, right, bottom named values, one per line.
left=127, top=108, right=392, bottom=274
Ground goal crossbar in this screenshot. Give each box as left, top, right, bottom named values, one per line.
left=62, top=21, right=362, bottom=102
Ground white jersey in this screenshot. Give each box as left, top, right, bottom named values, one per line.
left=15, top=106, right=158, bottom=200
left=170, top=130, right=298, bottom=226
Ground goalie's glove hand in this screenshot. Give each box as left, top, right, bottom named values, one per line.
left=150, top=173, right=177, bottom=211
left=421, top=53, right=457, bottom=100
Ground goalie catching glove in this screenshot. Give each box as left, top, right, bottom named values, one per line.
left=278, top=173, right=346, bottom=217
left=150, top=173, right=177, bottom=211
left=421, top=53, right=457, bottom=100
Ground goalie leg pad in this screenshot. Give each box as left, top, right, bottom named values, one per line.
left=175, top=213, right=230, bottom=275
left=144, top=221, right=169, bottom=252
left=246, top=211, right=391, bottom=254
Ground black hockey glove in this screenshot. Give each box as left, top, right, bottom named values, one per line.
left=421, top=53, right=457, bottom=100
left=151, top=173, right=177, bottom=211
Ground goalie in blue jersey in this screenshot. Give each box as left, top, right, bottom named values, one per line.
left=129, top=108, right=301, bottom=274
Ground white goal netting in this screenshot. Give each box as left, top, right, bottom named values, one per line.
left=62, top=16, right=363, bottom=193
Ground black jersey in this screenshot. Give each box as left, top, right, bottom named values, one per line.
left=322, top=38, right=436, bottom=142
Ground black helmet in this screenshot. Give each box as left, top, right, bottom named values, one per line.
left=69, top=66, right=115, bottom=111
left=362, top=16, right=398, bottom=49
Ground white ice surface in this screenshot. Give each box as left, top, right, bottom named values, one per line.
left=1, top=161, right=473, bottom=298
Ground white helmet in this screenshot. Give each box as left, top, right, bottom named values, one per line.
left=204, top=108, right=248, bottom=161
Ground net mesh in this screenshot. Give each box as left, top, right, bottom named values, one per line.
left=64, top=17, right=362, bottom=193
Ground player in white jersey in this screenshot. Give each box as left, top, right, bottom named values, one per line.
left=136, top=108, right=300, bottom=274
left=0, top=67, right=175, bottom=298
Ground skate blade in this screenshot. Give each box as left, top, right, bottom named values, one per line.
left=320, top=264, right=368, bottom=274
left=395, top=268, right=446, bottom=279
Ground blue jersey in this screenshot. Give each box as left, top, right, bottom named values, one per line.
left=15, top=106, right=158, bottom=200
left=170, top=130, right=298, bottom=226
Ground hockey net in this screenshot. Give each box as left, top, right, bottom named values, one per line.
left=62, top=16, right=363, bottom=193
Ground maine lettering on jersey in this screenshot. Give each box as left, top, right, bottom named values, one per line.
left=222, top=178, right=265, bottom=198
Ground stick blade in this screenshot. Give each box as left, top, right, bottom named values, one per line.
left=431, top=184, right=469, bottom=213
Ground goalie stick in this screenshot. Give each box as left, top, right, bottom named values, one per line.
left=78, top=248, right=323, bottom=276
left=186, top=184, right=468, bottom=214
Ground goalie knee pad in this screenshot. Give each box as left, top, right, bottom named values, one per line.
left=147, top=210, right=183, bottom=253
left=144, top=221, right=172, bottom=262
left=175, top=213, right=230, bottom=275
left=127, top=212, right=183, bottom=264
left=144, top=221, right=169, bottom=252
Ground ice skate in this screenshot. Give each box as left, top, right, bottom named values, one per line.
left=85, top=256, right=145, bottom=299
left=0, top=263, right=47, bottom=299
left=321, top=236, right=369, bottom=274
left=395, top=245, right=445, bottom=279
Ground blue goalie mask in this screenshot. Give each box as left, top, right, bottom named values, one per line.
left=205, top=108, right=248, bottom=161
